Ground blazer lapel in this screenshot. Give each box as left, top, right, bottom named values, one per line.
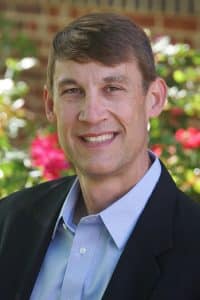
left=103, top=164, right=176, bottom=300
left=2, top=176, right=75, bottom=300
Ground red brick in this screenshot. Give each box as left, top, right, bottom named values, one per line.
left=163, top=16, right=197, bottom=31
left=27, top=21, right=38, bottom=31
left=48, top=24, right=60, bottom=33
left=125, top=13, right=155, bottom=27
left=68, top=6, right=82, bottom=19
left=15, top=4, right=41, bottom=14
left=49, top=6, right=60, bottom=16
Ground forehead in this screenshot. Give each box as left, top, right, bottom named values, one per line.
left=53, top=59, right=142, bottom=86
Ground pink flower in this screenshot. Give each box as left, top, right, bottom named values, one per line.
left=175, top=128, right=200, bottom=149
left=30, top=133, right=70, bottom=180
left=151, top=144, right=163, bottom=157
left=170, top=107, right=184, bottom=117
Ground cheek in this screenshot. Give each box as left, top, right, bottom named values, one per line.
left=115, top=103, right=141, bottom=127
left=55, top=102, right=78, bottom=126
left=109, top=98, right=134, bottom=121
left=55, top=108, right=77, bottom=147
left=121, top=104, right=148, bottom=135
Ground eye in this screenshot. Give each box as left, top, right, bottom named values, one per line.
left=61, top=87, right=83, bottom=96
left=105, top=86, right=123, bottom=93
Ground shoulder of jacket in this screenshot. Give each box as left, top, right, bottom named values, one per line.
left=0, top=175, right=75, bottom=211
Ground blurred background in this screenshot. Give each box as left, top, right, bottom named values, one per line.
left=0, top=0, right=200, bottom=200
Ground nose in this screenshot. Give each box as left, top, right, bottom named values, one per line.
left=78, top=92, right=107, bottom=124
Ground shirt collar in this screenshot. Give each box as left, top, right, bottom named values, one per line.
left=52, top=177, right=80, bottom=239
left=99, top=152, right=161, bottom=249
left=52, top=152, right=161, bottom=249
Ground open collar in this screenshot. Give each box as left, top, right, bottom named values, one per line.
left=52, top=153, right=161, bottom=252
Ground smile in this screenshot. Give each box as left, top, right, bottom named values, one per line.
left=81, top=133, right=116, bottom=144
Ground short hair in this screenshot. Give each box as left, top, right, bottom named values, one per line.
left=47, top=12, right=156, bottom=94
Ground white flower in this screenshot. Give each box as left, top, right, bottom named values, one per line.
left=17, top=57, right=38, bottom=70
left=0, top=78, right=14, bottom=94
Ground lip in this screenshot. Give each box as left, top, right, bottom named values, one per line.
left=78, top=131, right=118, bottom=147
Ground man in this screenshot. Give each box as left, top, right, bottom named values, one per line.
left=0, top=12, right=200, bottom=300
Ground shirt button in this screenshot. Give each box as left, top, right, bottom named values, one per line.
left=80, top=247, right=87, bottom=255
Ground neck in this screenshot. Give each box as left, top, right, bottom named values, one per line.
left=76, top=153, right=151, bottom=215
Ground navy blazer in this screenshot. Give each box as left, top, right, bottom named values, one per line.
left=1, top=163, right=200, bottom=300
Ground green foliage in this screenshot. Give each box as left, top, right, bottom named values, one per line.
left=0, top=15, right=36, bottom=70
left=150, top=37, right=200, bottom=201
left=0, top=17, right=40, bottom=198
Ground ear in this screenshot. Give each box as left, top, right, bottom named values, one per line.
left=43, top=85, right=56, bottom=123
left=146, top=77, right=167, bottom=118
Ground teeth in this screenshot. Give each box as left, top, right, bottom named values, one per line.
left=83, top=133, right=114, bottom=143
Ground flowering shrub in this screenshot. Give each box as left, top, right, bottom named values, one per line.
left=150, top=36, right=200, bottom=200
left=0, top=17, right=41, bottom=198
left=0, top=17, right=74, bottom=198
left=31, top=133, right=70, bottom=180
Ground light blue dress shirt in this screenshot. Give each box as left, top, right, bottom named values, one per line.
left=30, top=153, right=161, bottom=300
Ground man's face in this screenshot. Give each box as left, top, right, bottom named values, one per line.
left=45, top=59, right=165, bottom=179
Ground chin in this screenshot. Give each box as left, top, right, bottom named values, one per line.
left=76, top=162, right=117, bottom=178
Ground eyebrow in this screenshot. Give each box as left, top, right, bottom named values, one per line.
left=103, top=75, right=129, bottom=84
left=57, top=78, right=78, bottom=88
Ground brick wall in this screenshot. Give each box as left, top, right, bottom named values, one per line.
left=1, top=0, right=200, bottom=119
